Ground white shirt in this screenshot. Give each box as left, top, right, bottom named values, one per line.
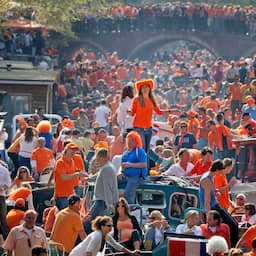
left=95, top=105, right=111, bottom=127
left=176, top=223, right=202, bottom=236
left=0, top=165, right=11, bottom=196
left=241, top=214, right=256, bottom=225
left=163, top=162, right=194, bottom=177
left=69, top=230, right=123, bottom=256
left=117, top=97, right=134, bottom=130
left=19, top=136, right=37, bottom=158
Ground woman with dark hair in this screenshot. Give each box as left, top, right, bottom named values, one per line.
left=129, top=79, right=171, bottom=155
left=121, top=131, right=147, bottom=204
left=18, top=127, right=37, bottom=172
left=241, top=203, right=256, bottom=226
left=69, top=216, right=136, bottom=256
left=214, top=158, right=237, bottom=210
left=113, top=198, right=142, bottom=250
left=117, top=84, right=134, bottom=138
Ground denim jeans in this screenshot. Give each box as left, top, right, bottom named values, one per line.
left=197, top=137, right=208, bottom=150
left=18, top=155, right=32, bottom=173
left=89, top=200, right=107, bottom=219
left=124, top=176, right=144, bottom=204
left=134, top=127, right=152, bottom=155
left=56, top=196, right=68, bottom=210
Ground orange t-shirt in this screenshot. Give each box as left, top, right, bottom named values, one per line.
left=6, top=209, right=25, bottom=230
left=30, top=147, right=54, bottom=173
left=214, top=173, right=230, bottom=209
left=241, top=225, right=256, bottom=248
left=14, top=176, right=34, bottom=188
left=44, top=206, right=59, bottom=233
left=8, top=187, right=31, bottom=201
left=131, top=97, right=163, bottom=128
left=188, top=118, right=201, bottom=140
left=54, top=155, right=77, bottom=198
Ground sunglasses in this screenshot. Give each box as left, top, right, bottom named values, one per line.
left=105, top=224, right=113, bottom=227
left=180, top=126, right=187, bottom=128
left=236, top=197, right=244, bottom=200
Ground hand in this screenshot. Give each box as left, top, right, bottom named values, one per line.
left=79, top=172, right=89, bottom=178
left=184, top=229, right=195, bottom=235
left=229, top=176, right=237, bottom=187
left=122, top=162, right=131, bottom=168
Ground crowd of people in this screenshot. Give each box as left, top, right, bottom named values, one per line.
left=2, top=4, right=256, bottom=255
left=74, top=2, right=256, bottom=36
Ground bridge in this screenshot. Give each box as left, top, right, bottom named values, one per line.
left=65, top=30, right=256, bottom=60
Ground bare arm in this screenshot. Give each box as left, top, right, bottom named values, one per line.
left=78, top=230, right=86, bottom=241
left=201, top=178, right=212, bottom=211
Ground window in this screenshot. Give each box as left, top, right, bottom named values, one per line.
left=169, top=193, right=198, bottom=219
left=11, top=94, right=31, bottom=114
left=136, top=190, right=165, bottom=207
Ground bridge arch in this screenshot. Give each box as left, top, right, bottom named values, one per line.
left=65, top=38, right=108, bottom=59
left=128, top=33, right=220, bottom=60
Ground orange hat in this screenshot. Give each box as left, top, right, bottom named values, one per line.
left=15, top=198, right=25, bottom=208
left=65, top=143, right=80, bottom=151
left=94, top=141, right=110, bottom=150
left=135, top=79, right=154, bottom=92
left=187, top=110, right=197, bottom=117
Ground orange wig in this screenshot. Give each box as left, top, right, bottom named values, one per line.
left=126, top=131, right=143, bottom=148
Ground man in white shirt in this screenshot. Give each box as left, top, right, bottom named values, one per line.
left=163, top=148, right=194, bottom=177
left=95, top=100, right=111, bottom=129
left=0, top=162, right=12, bottom=238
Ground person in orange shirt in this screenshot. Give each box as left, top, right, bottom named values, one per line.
left=6, top=198, right=25, bottom=230
left=53, top=143, right=87, bottom=210
left=205, top=94, right=220, bottom=114
left=30, top=137, right=55, bottom=181
left=110, top=126, right=123, bottom=160
left=214, top=158, right=237, bottom=210
left=227, top=74, right=242, bottom=120
left=187, top=110, right=201, bottom=140
left=42, top=198, right=59, bottom=235
left=237, top=225, right=256, bottom=251
left=214, top=113, right=235, bottom=159
left=189, top=146, right=213, bottom=177
left=244, top=238, right=256, bottom=256
left=129, top=79, right=171, bottom=154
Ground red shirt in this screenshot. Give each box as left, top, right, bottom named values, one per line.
left=200, top=223, right=231, bottom=248
left=189, top=159, right=212, bottom=176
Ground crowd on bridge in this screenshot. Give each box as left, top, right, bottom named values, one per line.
left=75, top=2, right=256, bottom=36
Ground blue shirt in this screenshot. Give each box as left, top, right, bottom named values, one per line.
left=199, top=172, right=217, bottom=210
left=174, top=133, right=197, bottom=149
left=122, top=147, right=147, bottom=177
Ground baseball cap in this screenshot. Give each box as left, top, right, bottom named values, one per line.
left=64, top=143, right=79, bottom=151
left=15, top=198, right=25, bottom=208
left=68, top=194, right=81, bottom=205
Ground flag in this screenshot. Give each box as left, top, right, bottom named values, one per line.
left=167, top=237, right=208, bottom=256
